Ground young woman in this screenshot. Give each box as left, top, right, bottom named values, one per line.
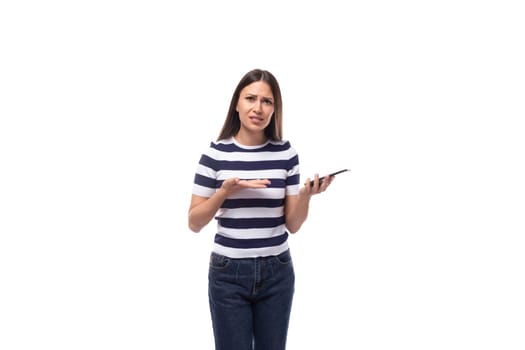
left=188, top=69, right=334, bottom=350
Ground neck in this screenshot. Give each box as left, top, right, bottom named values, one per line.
left=234, top=131, right=267, bottom=146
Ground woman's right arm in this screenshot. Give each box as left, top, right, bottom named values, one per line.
left=188, top=189, right=229, bottom=233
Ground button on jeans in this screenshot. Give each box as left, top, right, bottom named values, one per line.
left=208, top=249, right=295, bottom=350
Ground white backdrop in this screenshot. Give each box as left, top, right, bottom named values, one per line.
left=1, top=1, right=524, bottom=349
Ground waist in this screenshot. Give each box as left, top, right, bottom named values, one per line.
left=212, top=234, right=290, bottom=259
left=211, top=248, right=291, bottom=262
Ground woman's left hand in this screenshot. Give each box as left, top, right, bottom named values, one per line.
left=301, top=174, right=333, bottom=196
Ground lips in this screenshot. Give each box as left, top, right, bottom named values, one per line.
left=249, top=116, right=263, bottom=123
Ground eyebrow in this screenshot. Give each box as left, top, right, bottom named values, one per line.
left=245, top=93, right=274, bottom=101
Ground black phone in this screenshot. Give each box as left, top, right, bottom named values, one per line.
left=308, top=169, right=350, bottom=187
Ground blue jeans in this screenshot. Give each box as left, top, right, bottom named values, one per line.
left=208, top=249, right=295, bottom=350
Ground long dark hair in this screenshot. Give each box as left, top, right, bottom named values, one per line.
left=217, top=69, right=283, bottom=141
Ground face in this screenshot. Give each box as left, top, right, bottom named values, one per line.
left=236, top=80, right=275, bottom=141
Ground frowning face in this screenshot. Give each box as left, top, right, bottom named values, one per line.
left=235, top=80, right=274, bottom=143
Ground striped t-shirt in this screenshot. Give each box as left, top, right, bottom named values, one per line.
left=192, top=136, right=300, bottom=258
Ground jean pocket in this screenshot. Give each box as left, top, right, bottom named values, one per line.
left=209, top=252, right=231, bottom=270
left=274, top=249, right=293, bottom=265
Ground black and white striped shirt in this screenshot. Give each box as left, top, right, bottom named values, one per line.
left=192, top=137, right=300, bottom=258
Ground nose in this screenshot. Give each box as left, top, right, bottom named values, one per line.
left=252, top=99, right=262, bottom=113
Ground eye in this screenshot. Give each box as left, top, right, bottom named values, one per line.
left=262, top=99, right=274, bottom=105
left=246, top=96, right=256, bottom=101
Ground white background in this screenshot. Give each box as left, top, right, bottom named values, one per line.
left=1, top=1, right=524, bottom=349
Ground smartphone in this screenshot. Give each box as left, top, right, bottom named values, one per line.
left=308, top=169, right=350, bottom=187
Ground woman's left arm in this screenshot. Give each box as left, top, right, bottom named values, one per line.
left=285, top=174, right=333, bottom=233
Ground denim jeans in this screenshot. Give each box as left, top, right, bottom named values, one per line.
left=208, top=249, right=295, bottom=350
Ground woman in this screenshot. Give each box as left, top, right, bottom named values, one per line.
left=188, top=68, right=334, bottom=350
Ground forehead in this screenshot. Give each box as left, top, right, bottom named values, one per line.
left=241, top=81, right=273, bottom=97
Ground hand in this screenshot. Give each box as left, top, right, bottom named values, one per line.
left=301, top=174, right=333, bottom=196
left=220, top=177, right=271, bottom=194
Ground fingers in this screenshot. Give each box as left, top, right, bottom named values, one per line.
left=320, top=175, right=333, bottom=191
left=238, top=179, right=271, bottom=188
left=304, top=174, right=333, bottom=195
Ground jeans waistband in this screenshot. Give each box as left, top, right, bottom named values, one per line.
left=211, top=248, right=290, bottom=261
